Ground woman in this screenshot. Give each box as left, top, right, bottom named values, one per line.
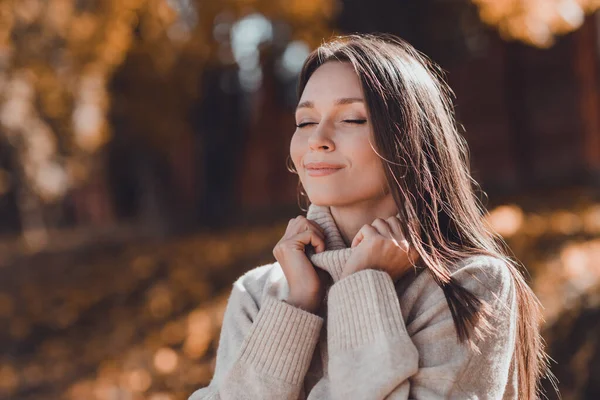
left=189, top=33, right=551, bottom=399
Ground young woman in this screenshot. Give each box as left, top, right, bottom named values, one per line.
left=189, top=33, right=551, bottom=400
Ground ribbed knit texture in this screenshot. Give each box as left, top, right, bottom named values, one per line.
left=305, top=204, right=402, bottom=283
left=237, top=295, right=322, bottom=384
left=305, top=204, right=351, bottom=282
left=327, top=269, right=407, bottom=351
left=189, top=203, right=520, bottom=400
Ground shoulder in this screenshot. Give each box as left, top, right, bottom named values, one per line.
left=401, top=254, right=517, bottom=323
left=449, top=254, right=516, bottom=307
left=229, top=261, right=289, bottom=309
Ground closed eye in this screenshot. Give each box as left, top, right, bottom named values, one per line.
left=296, top=119, right=367, bottom=128
left=296, top=122, right=316, bottom=128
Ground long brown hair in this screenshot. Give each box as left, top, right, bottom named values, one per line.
left=289, top=33, right=555, bottom=399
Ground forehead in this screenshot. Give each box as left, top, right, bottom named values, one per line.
left=299, top=61, right=364, bottom=103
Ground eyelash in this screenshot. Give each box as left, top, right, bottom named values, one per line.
left=295, top=119, right=367, bottom=128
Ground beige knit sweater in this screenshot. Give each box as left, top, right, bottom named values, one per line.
left=189, top=204, right=518, bottom=399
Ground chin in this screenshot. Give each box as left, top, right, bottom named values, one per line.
left=306, top=192, right=349, bottom=207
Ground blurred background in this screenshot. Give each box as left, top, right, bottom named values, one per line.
left=0, top=0, right=600, bottom=399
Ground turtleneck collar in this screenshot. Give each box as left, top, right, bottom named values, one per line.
left=305, top=203, right=401, bottom=283
left=305, top=203, right=352, bottom=282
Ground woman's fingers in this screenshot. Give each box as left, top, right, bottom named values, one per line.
left=352, top=217, right=408, bottom=249
left=287, top=215, right=409, bottom=255
left=371, top=218, right=393, bottom=238
left=351, top=224, right=378, bottom=248
left=386, top=216, right=403, bottom=237
left=385, top=217, right=410, bottom=250
left=296, top=229, right=326, bottom=253
left=306, top=220, right=325, bottom=240
left=307, top=218, right=324, bottom=232
left=286, top=216, right=325, bottom=241
left=281, top=216, right=327, bottom=254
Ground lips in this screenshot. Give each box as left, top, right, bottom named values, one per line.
left=304, top=162, right=345, bottom=170
left=304, top=162, right=344, bottom=177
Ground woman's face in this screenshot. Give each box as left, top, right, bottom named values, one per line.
left=291, top=61, right=389, bottom=207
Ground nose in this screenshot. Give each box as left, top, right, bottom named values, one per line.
left=308, top=123, right=335, bottom=151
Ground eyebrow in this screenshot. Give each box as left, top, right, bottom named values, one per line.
left=296, top=97, right=364, bottom=111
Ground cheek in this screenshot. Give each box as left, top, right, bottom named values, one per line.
left=289, top=133, right=304, bottom=169
left=346, top=137, right=388, bottom=186
left=347, top=136, right=380, bottom=171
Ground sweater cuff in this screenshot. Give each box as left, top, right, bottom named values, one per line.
left=327, top=269, right=408, bottom=351
left=237, top=294, right=323, bottom=384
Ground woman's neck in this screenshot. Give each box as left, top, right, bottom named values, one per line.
left=328, top=194, right=398, bottom=247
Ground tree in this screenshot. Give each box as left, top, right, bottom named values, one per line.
left=0, top=0, right=336, bottom=246
left=472, top=0, right=600, bottom=48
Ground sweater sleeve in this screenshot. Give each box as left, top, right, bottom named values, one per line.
left=325, top=256, right=517, bottom=400
left=188, top=267, right=324, bottom=400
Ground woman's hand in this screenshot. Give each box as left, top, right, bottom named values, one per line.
left=341, top=216, right=419, bottom=281
left=273, top=215, right=330, bottom=313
